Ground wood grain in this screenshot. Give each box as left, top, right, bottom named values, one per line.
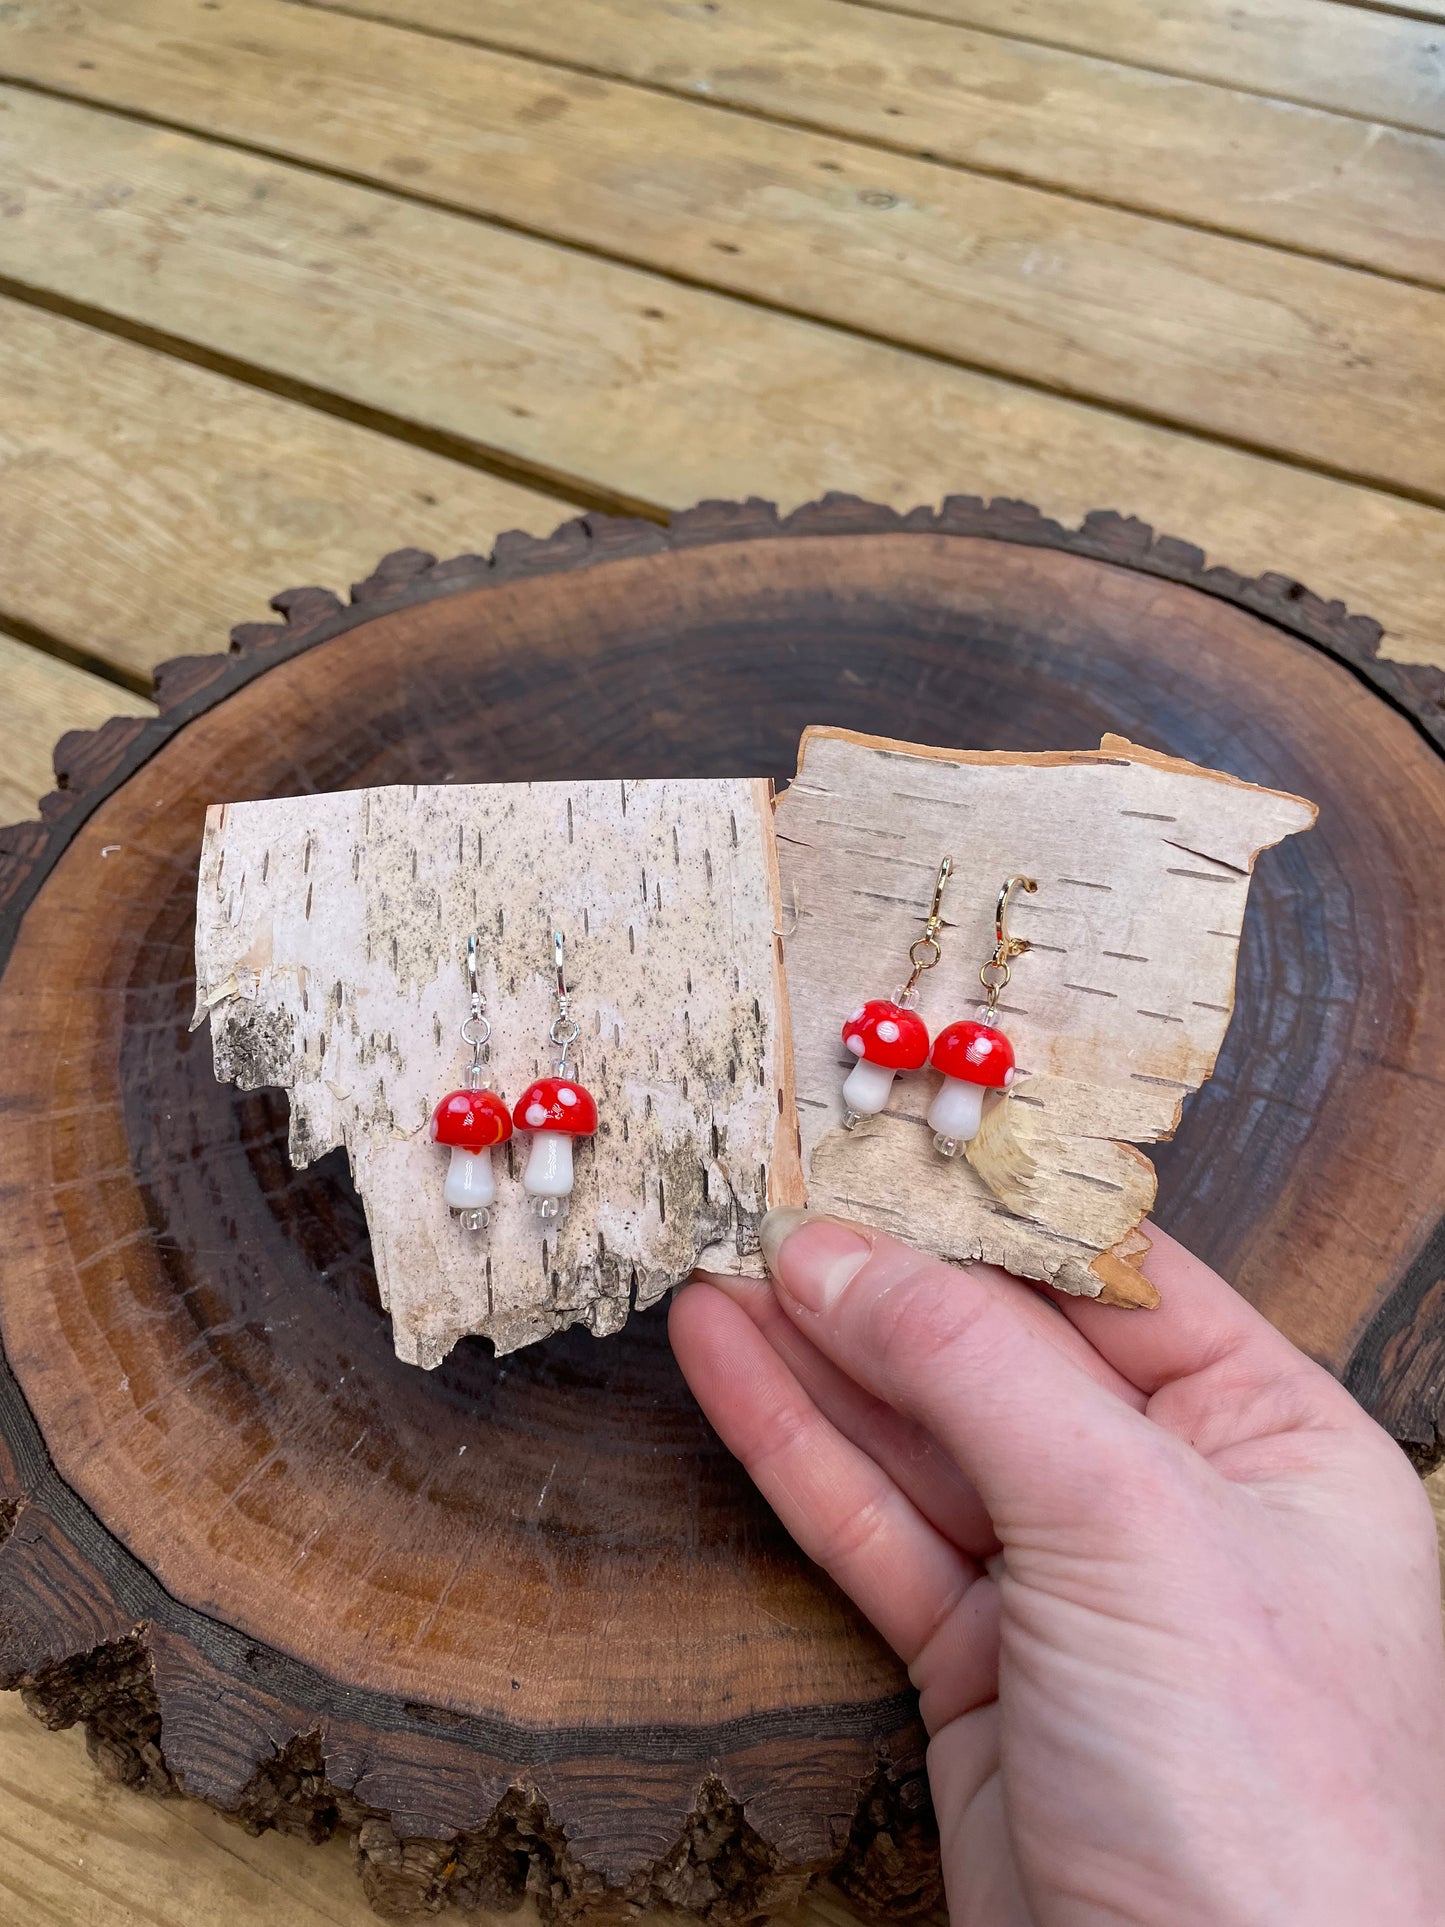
left=6, top=83, right=1445, bottom=505
left=0, top=1689, right=924, bottom=1927
left=0, top=503, right=1441, bottom=1921
left=3, top=101, right=1445, bottom=677
left=0, top=635, right=153, bottom=825
left=0, top=299, right=574, bottom=680
left=847, top=0, right=1445, bottom=136
left=0, top=1693, right=384, bottom=1927
left=283, top=0, right=1445, bottom=281
left=0, top=0, right=1439, bottom=1911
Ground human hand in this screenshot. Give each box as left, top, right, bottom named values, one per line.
left=671, top=1212, right=1445, bottom=1927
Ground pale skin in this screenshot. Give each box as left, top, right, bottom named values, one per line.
left=672, top=1211, right=1445, bottom=1927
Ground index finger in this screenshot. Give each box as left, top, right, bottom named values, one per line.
left=757, top=1210, right=1168, bottom=1541
left=1059, top=1221, right=1357, bottom=1413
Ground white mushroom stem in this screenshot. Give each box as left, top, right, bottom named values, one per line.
left=522, top=1131, right=575, bottom=1199
left=443, top=1144, right=497, bottom=1211
left=841, top=1057, right=898, bottom=1118
left=926, top=1076, right=986, bottom=1144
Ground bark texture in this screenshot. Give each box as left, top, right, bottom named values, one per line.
left=194, top=779, right=798, bottom=1364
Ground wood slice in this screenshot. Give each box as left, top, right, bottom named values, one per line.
left=1, top=496, right=1442, bottom=1921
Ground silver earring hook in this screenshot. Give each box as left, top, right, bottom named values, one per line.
left=548, top=926, right=582, bottom=1073
left=460, top=932, right=491, bottom=1080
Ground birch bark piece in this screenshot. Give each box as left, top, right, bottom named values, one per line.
left=772, top=728, right=1317, bottom=1305
left=193, top=778, right=797, bottom=1365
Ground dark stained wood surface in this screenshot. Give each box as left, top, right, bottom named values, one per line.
left=1, top=498, right=1443, bottom=1917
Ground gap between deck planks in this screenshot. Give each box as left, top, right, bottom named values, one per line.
left=1, top=84, right=1444, bottom=674
left=3, top=56, right=1443, bottom=506
left=816, top=0, right=1445, bottom=136
left=5, top=0, right=1442, bottom=291
left=0, top=301, right=578, bottom=680
left=0, top=633, right=154, bottom=826
left=276, top=0, right=1445, bottom=284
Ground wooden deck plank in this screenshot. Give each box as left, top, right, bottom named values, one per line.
left=270, top=0, right=1445, bottom=283
left=4, top=74, right=1442, bottom=505
left=0, top=635, right=154, bottom=827
left=835, top=0, right=1445, bottom=137
left=1, top=92, right=1442, bottom=672
left=0, top=301, right=575, bottom=680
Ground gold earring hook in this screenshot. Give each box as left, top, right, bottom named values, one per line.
left=900, top=854, right=954, bottom=999
left=980, top=874, right=1038, bottom=1011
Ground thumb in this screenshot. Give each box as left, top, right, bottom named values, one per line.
left=757, top=1208, right=1179, bottom=1545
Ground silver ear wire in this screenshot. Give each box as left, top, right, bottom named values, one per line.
left=548, top=927, right=581, bottom=1075
left=461, top=933, right=491, bottom=1089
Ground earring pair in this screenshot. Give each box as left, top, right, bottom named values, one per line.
left=429, top=929, right=598, bottom=1233
left=839, top=858, right=1038, bottom=1156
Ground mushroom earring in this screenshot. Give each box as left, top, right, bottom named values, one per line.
left=511, top=929, right=599, bottom=1220
left=430, top=933, right=514, bottom=1231
left=838, top=855, right=952, bottom=1128
left=928, top=873, right=1038, bottom=1157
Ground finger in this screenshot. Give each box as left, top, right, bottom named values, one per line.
left=756, top=1210, right=1174, bottom=1540
left=928, top=1708, right=1036, bottom=1927
left=1059, top=1220, right=1332, bottom=1395
left=1055, top=1222, right=1365, bottom=1457
left=912, top=1567, right=1003, bottom=1733
left=669, top=1280, right=991, bottom=1675
left=692, top=1268, right=1000, bottom=1556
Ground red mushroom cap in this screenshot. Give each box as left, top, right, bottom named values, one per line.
left=840, top=998, right=930, bottom=1072
left=430, top=1087, right=513, bottom=1149
left=512, top=1075, right=599, bottom=1136
left=929, top=1020, right=1014, bottom=1090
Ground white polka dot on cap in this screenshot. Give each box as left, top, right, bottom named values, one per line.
left=845, top=1032, right=866, bottom=1056
left=876, top=1019, right=900, bottom=1043
left=557, top=1087, right=578, bottom=1106
left=525, top=1103, right=549, bottom=1128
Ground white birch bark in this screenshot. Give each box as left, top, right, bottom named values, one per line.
left=194, top=733, right=1314, bottom=1355
left=193, top=778, right=796, bottom=1365
left=771, top=730, right=1316, bottom=1305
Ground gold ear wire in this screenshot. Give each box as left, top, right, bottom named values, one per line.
left=900, top=854, right=954, bottom=999
left=980, top=874, right=1038, bottom=1010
